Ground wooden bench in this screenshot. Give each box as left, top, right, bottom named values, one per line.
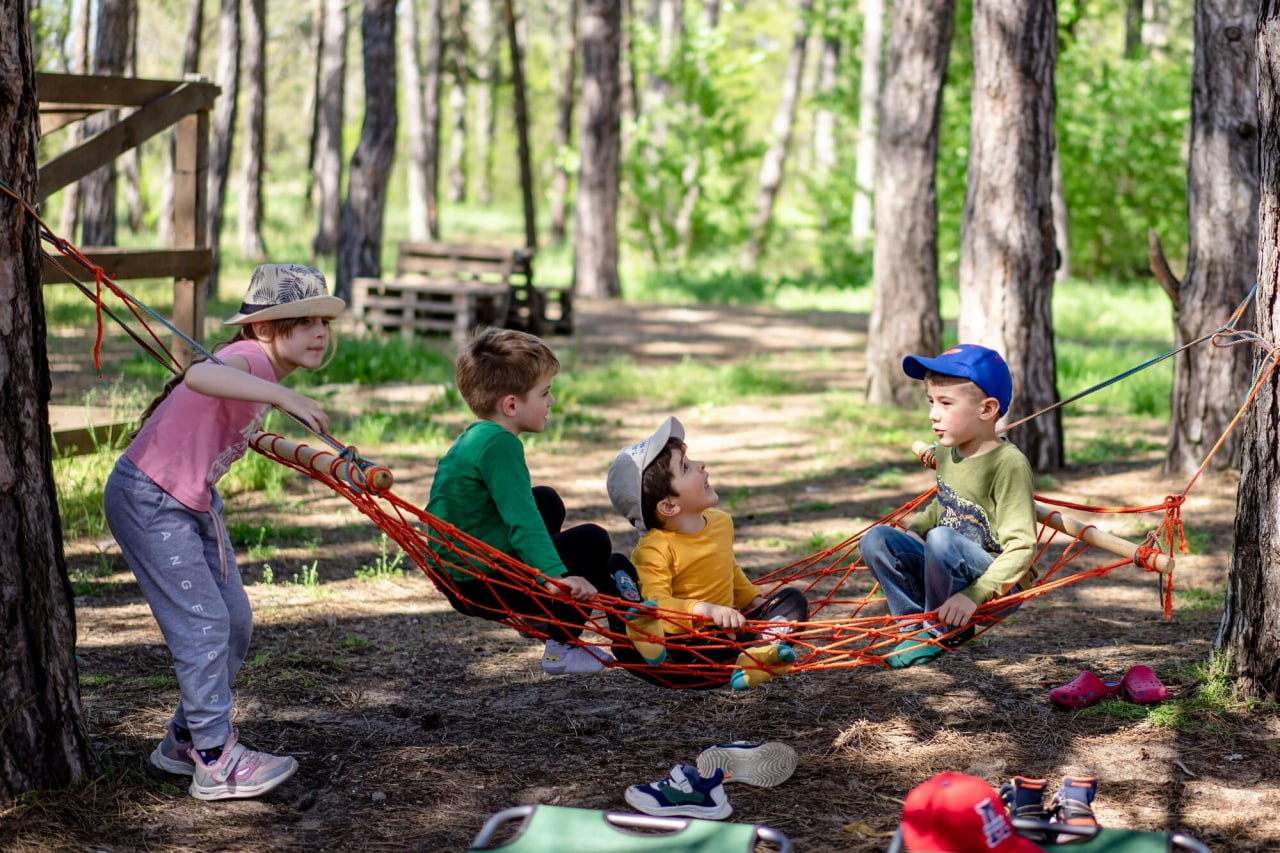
left=351, top=241, right=573, bottom=345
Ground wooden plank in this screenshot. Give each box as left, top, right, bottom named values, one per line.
left=36, top=72, right=211, bottom=108
left=171, top=110, right=209, bottom=364
left=398, top=240, right=522, bottom=262
left=37, top=81, right=220, bottom=201
left=40, top=109, right=97, bottom=134
left=49, top=406, right=133, bottom=457
left=41, top=248, right=212, bottom=284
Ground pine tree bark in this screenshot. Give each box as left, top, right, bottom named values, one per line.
left=740, top=0, right=814, bottom=267
left=159, top=0, right=204, bottom=246
left=574, top=0, right=623, bottom=298
left=401, top=0, right=431, bottom=242
left=424, top=0, right=445, bottom=238
left=472, top=0, right=499, bottom=206
left=80, top=0, right=134, bottom=247
left=58, top=0, right=92, bottom=240
left=312, top=0, right=348, bottom=256
left=957, top=0, right=1062, bottom=469
left=447, top=0, right=469, bottom=203
left=865, top=0, right=953, bottom=407
left=336, top=0, right=398, bottom=301
left=238, top=0, right=268, bottom=260
left=206, top=0, right=240, bottom=292
left=1218, top=0, right=1280, bottom=701
left=0, top=10, right=93, bottom=801
left=811, top=13, right=841, bottom=179
left=503, top=0, right=537, bottom=249
left=850, top=0, right=883, bottom=252
left=549, top=0, right=580, bottom=245
left=304, top=0, right=324, bottom=215
left=1163, top=0, right=1258, bottom=475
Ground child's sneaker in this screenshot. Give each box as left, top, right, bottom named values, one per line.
left=188, top=732, right=298, bottom=801
left=542, top=639, right=612, bottom=675
left=623, top=764, right=732, bottom=820
left=696, top=741, right=797, bottom=787
left=999, top=775, right=1049, bottom=820
left=1049, top=775, right=1099, bottom=828
left=149, top=721, right=196, bottom=776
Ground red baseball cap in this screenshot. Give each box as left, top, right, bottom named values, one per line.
left=901, top=772, right=1045, bottom=853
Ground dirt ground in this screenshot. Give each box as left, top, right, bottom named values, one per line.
left=8, top=300, right=1279, bottom=852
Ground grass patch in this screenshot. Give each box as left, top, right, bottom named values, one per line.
left=559, top=356, right=808, bottom=409
left=355, top=534, right=408, bottom=580
left=1177, top=586, right=1225, bottom=614
left=53, top=450, right=115, bottom=540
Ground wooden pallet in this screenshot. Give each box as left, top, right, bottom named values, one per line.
left=351, top=277, right=508, bottom=346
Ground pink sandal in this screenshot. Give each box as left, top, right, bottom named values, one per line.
left=1049, top=671, right=1122, bottom=709
left=1121, top=664, right=1169, bottom=704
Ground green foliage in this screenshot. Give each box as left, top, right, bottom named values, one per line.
left=295, top=336, right=456, bottom=387
left=355, top=534, right=408, bottom=581
left=559, top=355, right=807, bottom=410
left=53, top=450, right=114, bottom=540
left=623, top=7, right=766, bottom=265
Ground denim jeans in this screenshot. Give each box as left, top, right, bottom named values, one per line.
left=860, top=524, right=1007, bottom=633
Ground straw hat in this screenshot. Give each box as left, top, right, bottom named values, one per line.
left=223, top=264, right=346, bottom=325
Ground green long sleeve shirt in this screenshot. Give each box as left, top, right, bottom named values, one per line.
left=909, top=440, right=1038, bottom=604
left=426, top=420, right=568, bottom=582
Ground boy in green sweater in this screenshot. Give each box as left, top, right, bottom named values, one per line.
left=860, top=344, right=1038, bottom=668
left=427, top=328, right=622, bottom=675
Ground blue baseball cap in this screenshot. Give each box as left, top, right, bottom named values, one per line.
left=902, top=344, right=1013, bottom=415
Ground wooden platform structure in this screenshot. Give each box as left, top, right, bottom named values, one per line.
left=37, top=72, right=218, bottom=361
left=39, top=72, right=218, bottom=454
left=352, top=241, right=572, bottom=345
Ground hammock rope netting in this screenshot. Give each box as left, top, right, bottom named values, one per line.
left=13, top=180, right=1280, bottom=691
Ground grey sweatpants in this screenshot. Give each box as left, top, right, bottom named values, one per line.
left=103, top=457, right=252, bottom=751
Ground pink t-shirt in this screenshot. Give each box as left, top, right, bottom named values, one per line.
left=125, top=339, right=278, bottom=511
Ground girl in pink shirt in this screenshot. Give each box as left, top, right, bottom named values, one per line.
left=103, top=264, right=342, bottom=801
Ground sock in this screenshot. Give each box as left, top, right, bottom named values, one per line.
left=623, top=602, right=667, bottom=664
left=730, top=643, right=797, bottom=690
left=197, top=746, right=224, bottom=764
left=885, top=631, right=944, bottom=669
left=175, top=726, right=192, bottom=743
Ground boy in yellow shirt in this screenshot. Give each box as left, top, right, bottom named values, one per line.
left=607, top=417, right=808, bottom=689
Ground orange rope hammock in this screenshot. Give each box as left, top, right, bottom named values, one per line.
left=17, top=184, right=1276, bottom=691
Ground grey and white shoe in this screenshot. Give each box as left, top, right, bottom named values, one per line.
left=695, top=740, right=797, bottom=787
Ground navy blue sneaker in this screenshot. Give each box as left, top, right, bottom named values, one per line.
left=623, top=764, right=731, bottom=820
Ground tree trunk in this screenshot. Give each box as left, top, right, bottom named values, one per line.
left=472, top=0, right=498, bottom=206
left=1125, top=0, right=1144, bottom=58
left=1051, top=144, right=1069, bottom=281
left=1218, top=0, right=1280, bottom=702
left=159, top=0, right=204, bottom=246
left=447, top=0, right=469, bottom=203
left=80, top=0, right=134, bottom=247
left=401, top=0, right=431, bottom=241
left=304, top=0, right=324, bottom=215
left=336, top=0, right=398, bottom=301
left=811, top=15, right=841, bottom=179
left=865, top=0, right=953, bottom=407
left=620, top=0, right=641, bottom=122
left=850, top=0, right=883, bottom=252
left=312, top=0, right=348, bottom=256
left=574, top=0, right=623, bottom=298
left=120, top=7, right=145, bottom=233
left=0, top=9, right=93, bottom=801
left=1163, top=0, right=1259, bottom=475
left=1145, top=0, right=1172, bottom=51
left=424, top=0, right=445, bottom=238
left=702, top=0, right=719, bottom=28
left=958, top=0, right=1061, bottom=469
left=503, top=0, right=537, bottom=249
left=740, top=0, right=814, bottom=268
left=58, top=0, right=92, bottom=241
left=206, top=0, right=240, bottom=293
left=238, top=0, right=268, bottom=260
left=549, top=0, right=581, bottom=245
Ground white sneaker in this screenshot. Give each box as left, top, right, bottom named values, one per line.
left=542, top=639, right=612, bottom=675
left=695, top=740, right=797, bottom=787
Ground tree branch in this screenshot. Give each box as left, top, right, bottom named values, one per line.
left=1148, top=227, right=1181, bottom=310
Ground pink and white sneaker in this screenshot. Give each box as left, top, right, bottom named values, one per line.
left=149, top=721, right=196, bottom=776
left=188, top=731, right=298, bottom=801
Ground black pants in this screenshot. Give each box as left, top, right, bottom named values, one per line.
left=443, top=487, right=621, bottom=642
left=608, top=559, right=811, bottom=689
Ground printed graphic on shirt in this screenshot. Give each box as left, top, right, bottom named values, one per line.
left=935, top=480, right=999, bottom=553
left=206, top=409, right=268, bottom=487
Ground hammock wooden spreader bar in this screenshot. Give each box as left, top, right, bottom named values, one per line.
left=1036, top=503, right=1174, bottom=574
left=251, top=431, right=395, bottom=493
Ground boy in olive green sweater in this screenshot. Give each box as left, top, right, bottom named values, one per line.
left=859, top=344, right=1037, bottom=668
left=427, top=328, right=624, bottom=676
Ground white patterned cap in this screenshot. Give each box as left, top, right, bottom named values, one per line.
left=223, top=264, right=346, bottom=325
left=607, top=416, right=685, bottom=531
